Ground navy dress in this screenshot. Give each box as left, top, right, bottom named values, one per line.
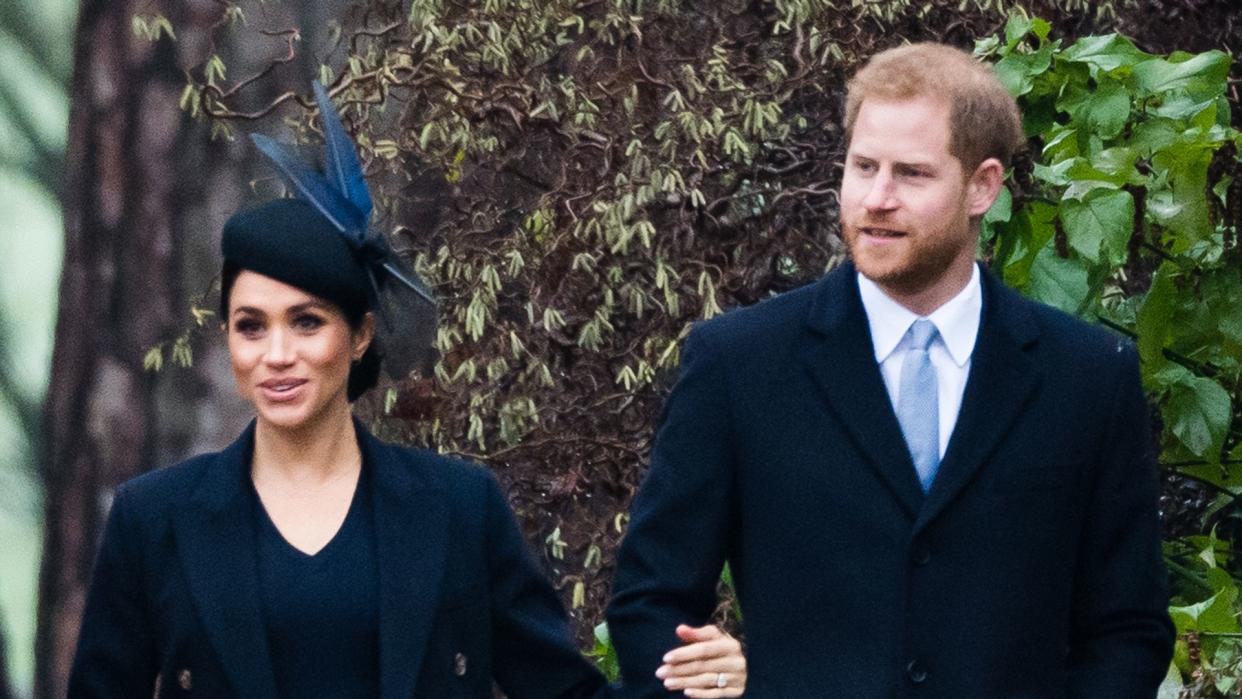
left=68, top=419, right=608, bottom=698
left=250, top=462, right=380, bottom=698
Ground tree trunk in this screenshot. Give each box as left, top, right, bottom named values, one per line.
left=34, top=1, right=336, bottom=693
left=32, top=2, right=244, bottom=695
left=0, top=610, right=14, bottom=699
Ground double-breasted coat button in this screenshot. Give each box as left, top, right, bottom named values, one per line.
left=454, top=652, right=468, bottom=677
left=906, top=660, right=928, bottom=684
left=178, top=669, right=193, bottom=690
left=913, top=546, right=932, bottom=566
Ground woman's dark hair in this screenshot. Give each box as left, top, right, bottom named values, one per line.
left=220, top=261, right=381, bottom=402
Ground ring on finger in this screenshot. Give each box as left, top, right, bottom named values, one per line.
left=716, top=672, right=727, bottom=689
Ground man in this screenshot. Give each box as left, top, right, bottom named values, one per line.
left=607, top=43, right=1174, bottom=697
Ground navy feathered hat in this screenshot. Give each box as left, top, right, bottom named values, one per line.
left=222, top=82, right=436, bottom=380
left=223, top=198, right=373, bottom=314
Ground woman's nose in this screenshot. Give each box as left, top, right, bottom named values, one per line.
left=263, top=327, right=294, bottom=366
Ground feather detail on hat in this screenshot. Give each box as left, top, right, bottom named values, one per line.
left=314, top=82, right=374, bottom=221
left=249, top=132, right=367, bottom=238
left=246, top=82, right=438, bottom=380
left=249, top=82, right=433, bottom=305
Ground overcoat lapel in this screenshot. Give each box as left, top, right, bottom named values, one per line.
left=174, top=423, right=280, bottom=698
left=914, top=268, right=1041, bottom=533
left=362, top=428, right=450, bottom=699
left=800, top=263, right=926, bottom=518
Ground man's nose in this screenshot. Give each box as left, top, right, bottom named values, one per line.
left=862, top=170, right=898, bottom=211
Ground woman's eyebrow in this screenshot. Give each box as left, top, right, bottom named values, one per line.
left=287, top=301, right=331, bottom=314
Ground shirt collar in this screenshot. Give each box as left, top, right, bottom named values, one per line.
left=856, top=263, right=982, bottom=368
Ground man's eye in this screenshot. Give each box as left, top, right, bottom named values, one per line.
left=854, top=160, right=876, bottom=172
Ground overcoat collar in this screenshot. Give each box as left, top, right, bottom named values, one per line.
left=800, top=261, right=1040, bottom=527
left=174, top=418, right=449, bottom=699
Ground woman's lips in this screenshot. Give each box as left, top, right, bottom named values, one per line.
left=258, top=378, right=308, bottom=403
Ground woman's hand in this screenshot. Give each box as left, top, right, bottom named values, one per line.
left=655, top=624, right=746, bottom=697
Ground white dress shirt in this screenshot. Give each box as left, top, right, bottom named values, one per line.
left=857, top=264, right=982, bottom=459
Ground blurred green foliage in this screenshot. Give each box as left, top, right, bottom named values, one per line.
left=981, top=16, right=1241, bottom=693
left=0, top=0, right=75, bottom=693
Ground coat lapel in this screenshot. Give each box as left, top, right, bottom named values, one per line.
left=174, top=422, right=280, bottom=698
left=914, top=267, right=1041, bottom=533
left=800, top=263, right=926, bottom=519
left=362, top=427, right=450, bottom=699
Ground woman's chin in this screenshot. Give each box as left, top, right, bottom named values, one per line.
left=254, top=399, right=317, bottom=432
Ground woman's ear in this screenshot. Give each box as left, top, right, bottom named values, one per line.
left=352, top=312, right=376, bottom=361
left=966, top=157, right=1005, bottom=218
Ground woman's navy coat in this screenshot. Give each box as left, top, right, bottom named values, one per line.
left=68, top=421, right=606, bottom=698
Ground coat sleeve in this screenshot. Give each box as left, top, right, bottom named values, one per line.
left=1067, top=344, right=1175, bottom=697
left=67, top=483, right=158, bottom=698
left=481, top=472, right=609, bottom=699
left=606, top=327, right=735, bottom=698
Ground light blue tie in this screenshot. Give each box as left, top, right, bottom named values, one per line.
left=897, top=320, right=940, bottom=492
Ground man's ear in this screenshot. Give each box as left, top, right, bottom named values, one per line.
left=966, top=157, right=1005, bottom=217
left=352, top=312, right=376, bottom=361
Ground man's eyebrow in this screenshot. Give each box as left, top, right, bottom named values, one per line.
left=895, top=160, right=938, bottom=170
left=848, top=153, right=940, bottom=170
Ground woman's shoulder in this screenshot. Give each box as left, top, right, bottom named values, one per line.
left=118, top=455, right=203, bottom=503
left=363, top=435, right=505, bottom=506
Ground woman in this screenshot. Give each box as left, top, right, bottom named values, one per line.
left=67, top=85, right=746, bottom=698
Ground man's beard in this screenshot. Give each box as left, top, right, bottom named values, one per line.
left=842, top=220, right=970, bottom=297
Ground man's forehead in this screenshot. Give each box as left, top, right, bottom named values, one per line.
left=845, top=95, right=954, bottom=156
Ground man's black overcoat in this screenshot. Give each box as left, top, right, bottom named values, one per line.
left=69, top=421, right=606, bottom=698
left=607, top=262, right=1174, bottom=697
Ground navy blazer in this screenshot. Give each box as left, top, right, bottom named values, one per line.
left=607, top=262, right=1174, bottom=697
left=68, top=421, right=606, bottom=698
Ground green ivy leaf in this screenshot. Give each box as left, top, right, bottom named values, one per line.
left=1150, top=93, right=1219, bottom=122
left=980, top=186, right=1013, bottom=243
left=994, top=45, right=1054, bottom=97
left=1085, top=79, right=1131, bottom=139
left=1151, top=144, right=1213, bottom=246
left=1003, top=14, right=1033, bottom=49
left=1057, top=76, right=1131, bottom=141
left=1058, top=33, right=1147, bottom=73
left=996, top=201, right=1057, bottom=289
left=1089, top=146, right=1141, bottom=181
left=1132, top=51, right=1231, bottom=99
left=1026, top=246, right=1088, bottom=314
left=1040, top=125, right=1079, bottom=163
left=1169, top=565, right=1239, bottom=633
left=1130, top=118, right=1182, bottom=156
left=1156, top=662, right=1183, bottom=699
left=1136, top=263, right=1178, bottom=368
left=1060, top=189, right=1133, bottom=266
left=1159, top=365, right=1231, bottom=460
left=1062, top=159, right=1126, bottom=199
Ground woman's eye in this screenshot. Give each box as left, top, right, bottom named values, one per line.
left=293, top=314, right=326, bottom=331
left=234, top=319, right=263, bottom=336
